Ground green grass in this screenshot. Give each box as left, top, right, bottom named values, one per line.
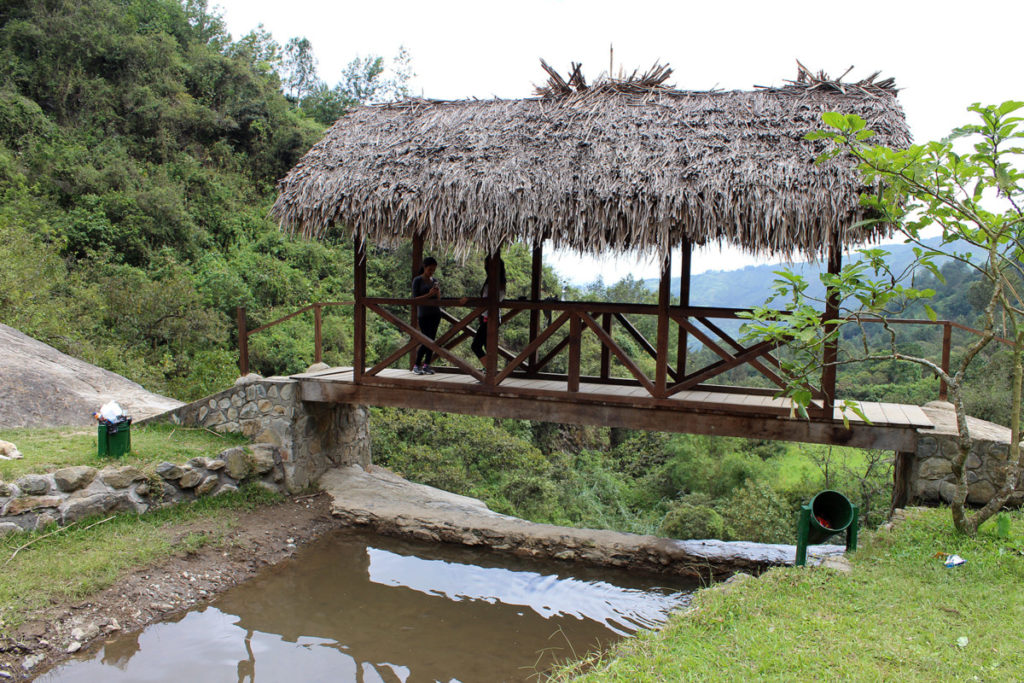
left=771, top=443, right=873, bottom=489
left=0, top=423, right=248, bottom=480
left=0, top=485, right=281, bottom=632
left=553, top=507, right=1024, bottom=682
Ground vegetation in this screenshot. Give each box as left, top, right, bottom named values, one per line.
left=553, top=507, right=1024, bottom=682
left=0, top=484, right=281, bottom=631
left=0, top=423, right=247, bottom=480
left=744, top=102, right=1023, bottom=534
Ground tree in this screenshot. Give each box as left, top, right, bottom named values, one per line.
left=281, top=37, right=318, bottom=101
left=743, top=102, right=1024, bottom=536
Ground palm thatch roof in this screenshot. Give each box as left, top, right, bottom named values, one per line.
left=272, top=62, right=909, bottom=259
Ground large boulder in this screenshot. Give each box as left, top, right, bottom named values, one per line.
left=0, top=323, right=182, bottom=428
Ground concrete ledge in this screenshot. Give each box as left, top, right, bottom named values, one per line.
left=321, top=464, right=844, bottom=580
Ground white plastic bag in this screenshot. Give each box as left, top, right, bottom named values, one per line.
left=99, top=400, right=125, bottom=423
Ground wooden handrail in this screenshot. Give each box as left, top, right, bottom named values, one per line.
left=236, top=296, right=1015, bottom=407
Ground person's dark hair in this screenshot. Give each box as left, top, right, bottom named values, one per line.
left=417, top=256, right=438, bottom=275
left=479, top=256, right=507, bottom=296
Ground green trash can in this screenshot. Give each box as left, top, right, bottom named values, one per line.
left=795, top=489, right=859, bottom=566
left=97, top=418, right=132, bottom=458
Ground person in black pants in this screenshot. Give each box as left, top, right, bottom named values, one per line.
left=471, top=257, right=507, bottom=370
left=411, top=257, right=442, bottom=374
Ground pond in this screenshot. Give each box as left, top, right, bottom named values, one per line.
left=38, top=530, right=697, bottom=682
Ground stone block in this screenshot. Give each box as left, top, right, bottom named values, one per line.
left=198, top=406, right=209, bottom=421
left=938, top=480, right=957, bottom=503
left=254, top=428, right=283, bottom=447
left=249, top=445, right=277, bottom=474
left=231, top=392, right=244, bottom=407
left=268, top=386, right=279, bottom=399
left=35, top=512, right=58, bottom=530
left=188, top=457, right=210, bottom=469
left=4, top=495, right=61, bottom=515
left=60, top=493, right=138, bottom=524
left=218, top=398, right=231, bottom=410
left=0, top=522, right=24, bottom=537
left=916, top=455, right=950, bottom=482
left=915, top=436, right=937, bottom=458
left=195, top=475, right=219, bottom=497
left=967, top=480, right=997, bottom=505
left=966, top=452, right=981, bottom=470
left=54, top=466, right=97, bottom=492
left=257, top=399, right=272, bottom=413
left=219, top=447, right=250, bottom=480
left=15, top=474, right=51, bottom=496
left=99, top=466, right=146, bottom=489
left=156, top=462, right=184, bottom=480
left=239, top=403, right=260, bottom=419
left=214, top=483, right=238, bottom=497
left=246, top=386, right=257, bottom=401
left=280, top=384, right=294, bottom=401
left=215, top=421, right=240, bottom=434
left=206, top=459, right=225, bottom=471
left=226, top=406, right=239, bottom=421
left=178, top=468, right=204, bottom=489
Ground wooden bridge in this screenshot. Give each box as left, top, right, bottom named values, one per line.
left=251, top=67, right=970, bottom=456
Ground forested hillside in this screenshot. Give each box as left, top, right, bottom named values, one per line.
left=0, top=0, right=418, bottom=399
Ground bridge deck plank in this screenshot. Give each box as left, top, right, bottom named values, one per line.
left=297, top=366, right=932, bottom=448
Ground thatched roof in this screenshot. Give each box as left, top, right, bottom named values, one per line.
left=272, top=63, right=910, bottom=259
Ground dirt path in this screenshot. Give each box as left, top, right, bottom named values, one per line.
left=0, top=493, right=342, bottom=680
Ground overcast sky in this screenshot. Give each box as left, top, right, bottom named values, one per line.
left=214, top=0, right=1022, bottom=284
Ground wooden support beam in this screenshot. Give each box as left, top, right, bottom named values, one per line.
left=301, top=380, right=921, bottom=452
left=677, top=239, right=691, bottom=377
left=237, top=306, right=249, bottom=376
left=655, top=253, right=672, bottom=398
left=409, top=233, right=423, bottom=369
left=821, top=234, right=842, bottom=415
left=353, top=236, right=366, bottom=382
left=568, top=314, right=581, bottom=392
left=529, top=243, right=543, bottom=374
left=891, top=450, right=915, bottom=513
left=600, top=313, right=612, bottom=380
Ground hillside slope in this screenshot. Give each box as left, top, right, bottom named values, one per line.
left=0, top=323, right=181, bottom=427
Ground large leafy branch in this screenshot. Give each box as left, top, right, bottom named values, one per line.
left=741, top=101, right=1024, bottom=534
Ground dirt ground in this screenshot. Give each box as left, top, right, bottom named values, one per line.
left=0, top=493, right=343, bottom=681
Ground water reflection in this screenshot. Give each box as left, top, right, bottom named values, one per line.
left=39, top=531, right=694, bottom=682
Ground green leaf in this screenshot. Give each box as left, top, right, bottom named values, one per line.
left=821, top=112, right=846, bottom=130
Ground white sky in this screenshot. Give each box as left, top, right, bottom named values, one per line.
left=215, top=0, right=1022, bottom=284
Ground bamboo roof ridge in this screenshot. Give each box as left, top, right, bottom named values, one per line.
left=272, top=62, right=910, bottom=259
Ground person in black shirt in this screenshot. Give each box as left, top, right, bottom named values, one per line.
left=411, top=257, right=441, bottom=374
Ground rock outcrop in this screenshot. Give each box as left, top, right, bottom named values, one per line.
left=0, top=323, right=182, bottom=428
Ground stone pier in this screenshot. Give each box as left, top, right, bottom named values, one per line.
left=153, top=376, right=371, bottom=494
left=911, top=401, right=1019, bottom=506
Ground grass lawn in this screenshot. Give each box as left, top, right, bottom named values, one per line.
left=0, top=423, right=248, bottom=480
left=0, top=485, right=281, bottom=632
left=555, top=507, right=1024, bottom=682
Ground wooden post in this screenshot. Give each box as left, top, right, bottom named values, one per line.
left=676, top=238, right=692, bottom=377
left=236, top=306, right=249, bottom=377
left=485, top=250, right=500, bottom=386
left=313, top=303, right=322, bottom=364
left=568, top=313, right=581, bottom=392
left=528, top=243, right=542, bottom=374
left=821, top=233, right=842, bottom=417
left=890, top=450, right=915, bottom=514
left=939, top=322, right=952, bottom=401
left=600, top=312, right=612, bottom=380
left=655, top=252, right=672, bottom=398
left=410, top=233, right=423, bottom=369
left=353, top=236, right=366, bottom=382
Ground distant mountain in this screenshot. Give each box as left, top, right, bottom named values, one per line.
left=643, top=237, right=977, bottom=309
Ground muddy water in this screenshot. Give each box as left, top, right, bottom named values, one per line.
left=39, top=530, right=696, bottom=682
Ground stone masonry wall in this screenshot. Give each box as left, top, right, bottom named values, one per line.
left=153, top=376, right=371, bottom=494
left=0, top=445, right=285, bottom=537
left=912, top=401, right=1021, bottom=506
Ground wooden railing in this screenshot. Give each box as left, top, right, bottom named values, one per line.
left=238, top=298, right=1018, bottom=412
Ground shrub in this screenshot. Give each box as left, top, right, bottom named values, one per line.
left=659, top=501, right=726, bottom=540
